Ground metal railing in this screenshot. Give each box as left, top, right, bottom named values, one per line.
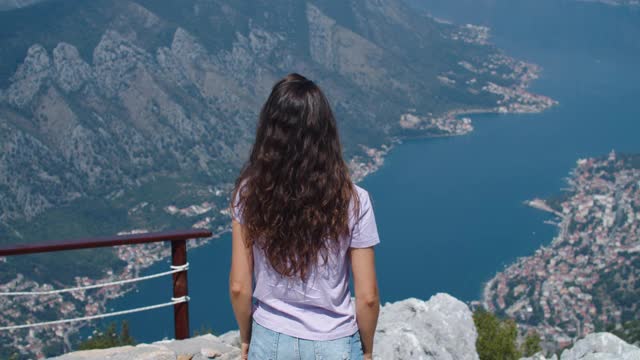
left=0, top=229, right=212, bottom=340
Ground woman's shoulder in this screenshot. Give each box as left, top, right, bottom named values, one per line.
left=353, top=184, right=372, bottom=202
left=349, top=183, right=380, bottom=247
left=351, top=184, right=374, bottom=218
left=353, top=183, right=369, bottom=197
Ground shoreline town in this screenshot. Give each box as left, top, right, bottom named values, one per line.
left=483, top=151, right=640, bottom=352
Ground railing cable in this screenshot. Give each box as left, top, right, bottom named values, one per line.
left=0, top=296, right=190, bottom=331
left=0, top=263, right=189, bottom=296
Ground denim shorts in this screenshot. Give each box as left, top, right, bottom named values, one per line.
left=248, top=320, right=364, bottom=360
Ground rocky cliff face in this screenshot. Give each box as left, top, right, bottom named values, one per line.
left=47, top=294, right=640, bottom=360
left=522, top=333, right=640, bottom=360
left=374, top=293, right=479, bottom=359
left=0, top=0, right=543, bottom=229
left=0, top=0, right=47, bottom=11
left=0, top=0, right=552, bottom=287
left=0, top=24, right=258, bottom=224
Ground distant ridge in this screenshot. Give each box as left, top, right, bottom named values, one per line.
left=0, top=0, right=48, bottom=11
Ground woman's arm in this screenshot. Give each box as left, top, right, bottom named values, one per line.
left=350, top=246, right=380, bottom=359
left=229, top=219, right=254, bottom=350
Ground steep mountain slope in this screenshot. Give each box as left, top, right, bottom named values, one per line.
left=0, top=0, right=546, bottom=262
left=0, top=0, right=47, bottom=11
left=0, top=1, right=554, bottom=357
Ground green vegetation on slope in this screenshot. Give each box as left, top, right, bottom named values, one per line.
left=77, top=321, right=135, bottom=351
left=474, top=310, right=544, bottom=359
left=474, top=309, right=521, bottom=360
left=607, top=320, right=640, bottom=346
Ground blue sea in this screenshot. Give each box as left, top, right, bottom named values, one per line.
left=103, top=0, right=640, bottom=342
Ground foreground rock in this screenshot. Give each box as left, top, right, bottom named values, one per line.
left=374, top=293, right=479, bottom=360
left=521, top=333, right=640, bottom=360
left=48, top=334, right=240, bottom=360
left=561, top=333, right=640, bottom=360
left=50, top=293, right=477, bottom=360
left=49, top=295, right=640, bottom=360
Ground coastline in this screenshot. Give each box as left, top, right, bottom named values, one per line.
left=482, top=152, right=640, bottom=350
left=525, top=198, right=565, bottom=218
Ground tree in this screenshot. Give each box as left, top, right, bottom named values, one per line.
left=77, top=321, right=135, bottom=350
left=522, top=330, right=543, bottom=356
left=474, top=309, right=522, bottom=360
left=120, top=320, right=135, bottom=345
left=193, top=323, right=216, bottom=336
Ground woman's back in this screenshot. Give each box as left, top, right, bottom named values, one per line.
left=233, top=184, right=379, bottom=340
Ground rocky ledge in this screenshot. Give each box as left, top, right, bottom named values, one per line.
left=523, top=333, right=640, bottom=360
left=49, top=294, right=639, bottom=360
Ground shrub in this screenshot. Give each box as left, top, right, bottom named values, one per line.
left=77, top=321, right=135, bottom=350
left=474, top=309, right=521, bottom=360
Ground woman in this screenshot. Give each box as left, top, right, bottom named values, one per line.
left=229, top=73, right=380, bottom=360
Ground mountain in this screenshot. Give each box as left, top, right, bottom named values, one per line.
left=0, top=0, right=551, bottom=281
left=0, top=0, right=554, bottom=357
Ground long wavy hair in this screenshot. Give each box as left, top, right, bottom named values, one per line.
left=231, top=73, right=359, bottom=281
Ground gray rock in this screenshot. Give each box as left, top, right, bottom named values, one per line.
left=48, top=294, right=480, bottom=360
left=47, top=344, right=175, bottom=360
left=93, top=30, right=151, bottom=97
left=50, top=296, right=640, bottom=360
left=519, top=333, right=640, bottom=360
left=53, top=42, right=92, bottom=93
left=559, top=333, right=640, bottom=360
left=0, top=0, right=48, bottom=11
left=49, top=334, right=242, bottom=360
left=154, top=334, right=239, bottom=359
left=306, top=3, right=386, bottom=89
left=218, top=330, right=241, bottom=348
left=373, top=293, right=480, bottom=360
left=156, top=46, right=190, bottom=87
left=171, top=27, right=209, bottom=65
left=521, top=353, right=556, bottom=360
left=6, top=44, right=52, bottom=107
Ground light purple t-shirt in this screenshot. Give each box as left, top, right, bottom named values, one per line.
left=231, top=184, right=380, bottom=341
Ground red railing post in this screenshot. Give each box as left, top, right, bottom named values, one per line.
left=171, top=239, right=189, bottom=340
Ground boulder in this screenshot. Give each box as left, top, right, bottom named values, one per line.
left=49, top=334, right=240, bottom=360
left=373, top=293, right=479, bottom=360
left=559, top=332, right=640, bottom=360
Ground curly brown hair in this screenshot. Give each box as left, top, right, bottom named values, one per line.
left=231, top=73, right=360, bottom=280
